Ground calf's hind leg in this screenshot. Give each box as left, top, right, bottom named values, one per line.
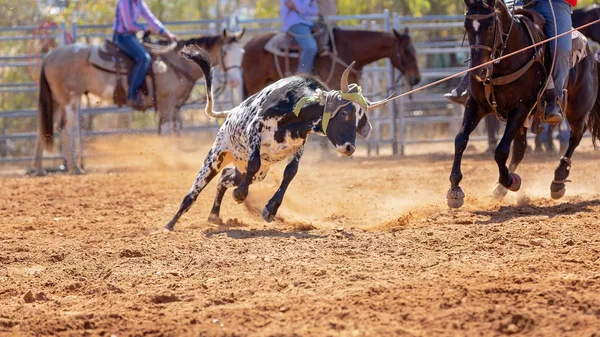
left=208, top=167, right=244, bottom=224
left=164, top=142, right=231, bottom=231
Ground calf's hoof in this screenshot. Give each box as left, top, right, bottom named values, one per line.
left=261, top=207, right=276, bottom=223
left=232, top=188, right=247, bottom=203
left=207, top=213, right=220, bottom=225
left=550, top=182, right=566, bottom=200
left=446, top=187, right=465, bottom=209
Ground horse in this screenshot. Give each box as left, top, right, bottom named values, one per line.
left=446, top=0, right=600, bottom=208
left=241, top=27, right=422, bottom=98
left=33, top=29, right=245, bottom=176
left=573, top=4, right=600, bottom=44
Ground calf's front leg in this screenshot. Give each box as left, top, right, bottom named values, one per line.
left=262, top=148, right=303, bottom=222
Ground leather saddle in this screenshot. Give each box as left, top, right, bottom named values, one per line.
left=88, top=40, right=154, bottom=107
left=264, top=20, right=332, bottom=58
left=515, top=8, right=588, bottom=69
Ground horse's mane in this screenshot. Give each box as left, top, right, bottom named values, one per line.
left=177, top=35, right=221, bottom=51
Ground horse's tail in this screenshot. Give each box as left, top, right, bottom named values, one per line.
left=180, top=45, right=230, bottom=119
left=590, top=59, right=600, bottom=147
left=38, top=62, right=54, bottom=151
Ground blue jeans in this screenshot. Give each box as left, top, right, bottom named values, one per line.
left=288, top=23, right=318, bottom=73
left=113, top=33, right=151, bottom=100
left=533, top=0, right=573, bottom=98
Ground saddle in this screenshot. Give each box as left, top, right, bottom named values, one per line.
left=88, top=40, right=158, bottom=109
left=513, top=10, right=589, bottom=132
left=265, top=20, right=331, bottom=58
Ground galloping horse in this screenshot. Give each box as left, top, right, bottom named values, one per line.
left=241, top=27, right=422, bottom=97
left=33, top=30, right=245, bottom=176
left=447, top=0, right=600, bottom=208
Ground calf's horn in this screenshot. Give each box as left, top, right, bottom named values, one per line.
left=340, top=61, right=355, bottom=92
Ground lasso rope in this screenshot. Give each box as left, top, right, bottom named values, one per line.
left=378, top=17, right=600, bottom=105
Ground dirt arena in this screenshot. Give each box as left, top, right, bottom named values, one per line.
left=1, top=134, right=600, bottom=336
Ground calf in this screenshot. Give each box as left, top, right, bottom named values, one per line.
left=163, top=46, right=391, bottom=231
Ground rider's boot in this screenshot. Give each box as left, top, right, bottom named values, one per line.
left=543, top=89, right=563, bottom=126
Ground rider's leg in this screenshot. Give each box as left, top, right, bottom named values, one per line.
left=113, top=33, right=151, bottom=104
left=445, top=59, right=470, bottom=106
left=534, top=0, right=573, bottom=125
left=289, top=23, right=318, bottom=74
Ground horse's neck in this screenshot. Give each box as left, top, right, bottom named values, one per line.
left=334, top=30, right=393, bottom=68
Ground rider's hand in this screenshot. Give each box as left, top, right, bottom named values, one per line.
left=285, top=0, right=296, bottom=11
left=166, top=32, right=179, bottom=42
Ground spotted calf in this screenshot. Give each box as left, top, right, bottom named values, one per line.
left=163, top=46, right=391, bottom=231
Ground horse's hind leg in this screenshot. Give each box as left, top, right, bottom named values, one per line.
left=208, top=167, right=244, bottom=224
left=32, top=133, right=47, bottom=176
left=550, top=119, right=585, bottom=199
left=492, top=108, right=528, bottom=199
left=164, top=136, right=231, bottom=231
left=494, top=125, right=528, bottom=199
left=59, top=100, right=84, bottom=175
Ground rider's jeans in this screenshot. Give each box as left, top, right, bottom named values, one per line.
left=113, top=33, right=151, bottom=100
left=288, top=23, right=318, bottom=73
left=533, top=0, right=573, bottom=98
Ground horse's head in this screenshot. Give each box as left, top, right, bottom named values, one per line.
left=219, top=28, right=245, bottom=88
left=464, top=0, right=504, bottom=81
left=389, top=28, right=421, bottom=87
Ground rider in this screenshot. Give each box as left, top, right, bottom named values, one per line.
left=280, top=0, right=319, bottom=74
left=446, top=0, right=575, bottom=126
left=112, top=0, right=177, bottom=106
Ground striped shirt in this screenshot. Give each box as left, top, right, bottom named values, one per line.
left=113, top=0, right=169, bottom=35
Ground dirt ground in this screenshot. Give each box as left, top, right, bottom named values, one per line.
left=1, top=134, right=600, bottom=337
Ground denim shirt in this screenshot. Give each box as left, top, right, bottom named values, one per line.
left=280, top=0, right=319, bottom=32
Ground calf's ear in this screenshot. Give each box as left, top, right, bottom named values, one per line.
left=357, top=113, right=372, bottom=139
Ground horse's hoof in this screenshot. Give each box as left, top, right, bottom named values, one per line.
left=207, top=213, right=220, bottom=225
left=232, top=188, right=246, bottom=204
left=492, top=184, right=508, bottom=201
left=508, top=173, right=521, bottom=192
left=261, top=206, right=276, bottom=223
left=550, top=182, right=566, bottom=200
left=34, top=170, right=47, bottom=177
left=73, top=168, right=85, bottom=175
left=446, top=187, right=465, bottom=209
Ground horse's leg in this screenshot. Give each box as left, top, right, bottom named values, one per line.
left=447, top=98, right=485, bottom=208
left=494, top=125, right=528, bottom=198
left=164, top=136, right=231, bottom=231
left=492, top=107, right=528, bottom=200
left=59, top=99, right=84, bottom=175
left=32, top=128, right=48, bottom=176
left=208, top=167, right=244, bottom=224
left=485, top=114, right=499, bottom=154
left=550, top=119, right=585, bottom=199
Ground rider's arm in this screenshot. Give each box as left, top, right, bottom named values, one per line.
left=117, top=0, right=146, bottom=33
left=139, top=0, right=171, bottom=36
left=291, top=0, right=319, bottom=16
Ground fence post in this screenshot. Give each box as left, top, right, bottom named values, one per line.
left=393, top=12, right=406, bottom=156
left=384, top=10, right=398, bottom=155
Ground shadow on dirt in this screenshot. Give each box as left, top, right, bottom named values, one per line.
left=205, top=228, right=326, bottom=240
left=472, top=198, right=600, bottom=225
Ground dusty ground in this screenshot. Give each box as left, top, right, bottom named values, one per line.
left=1, top=134, right=600, bottom=337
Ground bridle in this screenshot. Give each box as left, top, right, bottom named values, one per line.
left=465, top=2, right=515, bottom=82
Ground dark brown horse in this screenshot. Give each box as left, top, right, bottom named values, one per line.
left=447, top=0, right=600, bottom=208
left=573, top=4, right=600, bottom=43
left=241, top=28, right=421, bottom=97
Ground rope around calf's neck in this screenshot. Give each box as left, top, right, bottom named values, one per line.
left=381, top=17, right=600, bottom=105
